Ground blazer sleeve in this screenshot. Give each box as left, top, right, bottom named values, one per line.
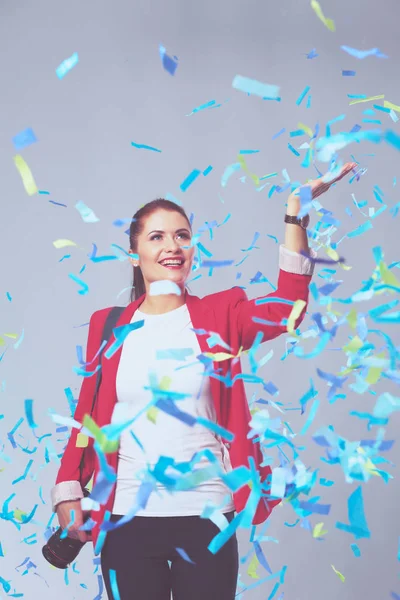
left=231, top=245, right=317, bottom=352
left=51, top=309, right=105, bottom=511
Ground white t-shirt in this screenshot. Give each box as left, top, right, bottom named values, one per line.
left=111, top=303, right=235, bottom=516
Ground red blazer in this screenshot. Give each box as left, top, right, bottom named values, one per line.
left=55, top=268, right=312, bottom=552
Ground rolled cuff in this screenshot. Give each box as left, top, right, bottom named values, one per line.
left=279, top=244, right=317, bottom=277
left=51, top=480, right=83, bottom=512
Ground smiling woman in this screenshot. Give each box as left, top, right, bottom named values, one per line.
left=50, top=168, right=354, bottom=600
left=128, top=199, right=195, bottom=314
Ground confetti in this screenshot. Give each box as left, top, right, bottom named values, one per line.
left=296, top=85, right=311, bottom=106
left=331, top=565, right=345, bottom=583
left=56, top=52, right=79, bottom=79
left=159, top=44, right=178, bottom=75
left=131, top=141, right=162, bottom=152
left=53, top=239, right=78, bottom=249
left=75, top=201, right=100, bottom=223
left=180, top=168, right=202, bottom=191
left=306, top=48, right=319, bottom=59
left=310, top=0, right=335, bottom=32
left=341, top=46, right=388, bottom=59
left=13, top=155, right=38, bottom=196
left=232, top=75, right=280, bottom=99
left=12, top=127, right=38, bottom=151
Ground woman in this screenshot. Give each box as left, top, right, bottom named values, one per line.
left=51, top=163, right=355, bottom=599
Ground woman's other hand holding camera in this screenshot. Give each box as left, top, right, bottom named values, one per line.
left=56, top=500, right=92, bottom=543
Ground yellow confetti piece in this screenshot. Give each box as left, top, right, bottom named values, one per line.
left=14, top=509, right=27, bottom=522
left=325, top=246, right=352, bottom=271
left=310, top=0, right=335, bottom=32
left=298, top=122, right=314, bottom=138
left=13, top=155, right=38, bottom=196
left=384, top=100, right=400, bottom=113
left=342, top=336, right=364, bottom=354
left=82, top=414, right=119, bottom=453
left=53, top=239, right=78, bottom=249
left=378, top=260, right=400, bottom=290
left=349, top=94, right=384, bottom=105
left=331, top=565, right=345, bottom=582
left=76, top=432, right=89, bottom=448
left=247, top=552, right=260, bottom=579
left=346, top=308, right=358, bottom=330
left=286, top=299, right=306, bottom=333
left=357, top=447, right=380, bottom=476
left=365, top=351, right=385, bottom=385
left=147, top=375, right=171, bottom=423
left=204, top=351, right=236, bottom=362
left=237, top=154, right=260, bottom=186
left=313, top=522, right=328, bottom=538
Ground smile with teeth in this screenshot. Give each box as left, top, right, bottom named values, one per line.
left=159, top=258, right=184, bottom=269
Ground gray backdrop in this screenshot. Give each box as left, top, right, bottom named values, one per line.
left=1, top=0, right=399, bottom=598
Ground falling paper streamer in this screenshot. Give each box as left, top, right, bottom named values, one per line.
left=12, top=128, right=38, bottom=151
left=331, top=565, right=345, bottom=583
left=232, top=75, right=280, bottom=99
left=149, top=280, right=182, bottom=296
left=131, top=141, right=162, bottom=152
left=296, top=86, right=311, bottom=106
left=56, top=52, right=79, bottom=79
left=24, top=399, right=38, bottom=429
left=13, top=155, right=38, bottom=196
left=75, top=201, right=99, bottom=223
left=159, top=44, right=178, bottom=75
left=53, top=239, right=78, bottom=249
left=109, top=569, right=121, bottom=600
left=310, top=0, right=335, bottom=32
left=180, top=169, right=201, bottom=191
left=341, top=46, right=388, bottom=59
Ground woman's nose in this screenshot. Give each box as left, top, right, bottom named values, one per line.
left=164, top=238, right=179, bottom=251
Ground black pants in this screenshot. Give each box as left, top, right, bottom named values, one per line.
left=100, top=511, right=239, bottom=600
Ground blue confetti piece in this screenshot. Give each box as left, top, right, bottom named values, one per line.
left=272, top=128, right=286, bottom=140
left=12, top=127, right=38, bottom=151
left=351, top=543, right=361, bottom=557
left=298, top=501, right=331, bottom=515
left=296, top=85, right=311, bottom=106
left=306, top=48, right=318, bottom=59
left=288, top=143, right=300, bottom=156
left=180, top=169, right=201, bottom=191
left=159, top=44, right=178, bottom=75
left=68, top=273, right=89, bottom=295
left=232, top=75, right=280, bottom=99
left=131, top=141, right=161, bottom=152
left=12, top=459, right=33, bottom=484
left=56, top=52, right=79, bottom=79
left=24, top=399, right=38, bottom=429
left=336, top=486, right=371, bottom=539
left=109, top=569, right=121, bottom=600
left=341, top=46, right=388, bottom=59
left=342, top=70, right=356, bottom=76
left=175, top=547, right=196, bottom=563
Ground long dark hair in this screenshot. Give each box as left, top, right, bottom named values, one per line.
left=129, top=198, right=192, bottom=302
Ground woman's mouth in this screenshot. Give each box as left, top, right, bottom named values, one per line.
left=159, top=259, right=185, bottom=270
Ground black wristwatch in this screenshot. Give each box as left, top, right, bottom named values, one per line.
left=284, top=213, right=310, bottom=230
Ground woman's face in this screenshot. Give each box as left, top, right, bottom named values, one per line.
left=131, top=209, right=194, bottom=293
